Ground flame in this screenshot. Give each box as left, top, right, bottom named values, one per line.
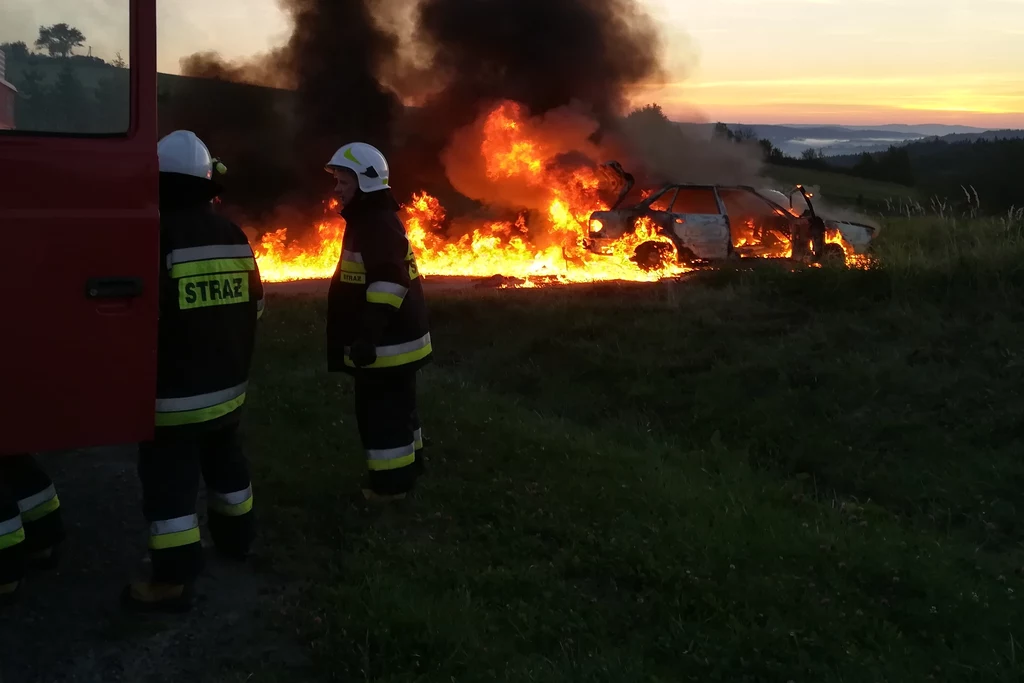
left=249, top=101, right=864, bottom=286
left=826, top=228, right=871, bottom=268
left=252, top=101, right=689, bottom=286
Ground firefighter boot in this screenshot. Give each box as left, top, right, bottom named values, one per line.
left=121, top=580, right=193, bottom=614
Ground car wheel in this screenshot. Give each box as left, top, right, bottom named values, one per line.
left=632, top=241, right=677, bottom=271
left=821, top=243, right=846, bottom=266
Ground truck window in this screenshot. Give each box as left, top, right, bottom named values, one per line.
left=672, top=188, right=720, bottom=214
left=0, top=4, right=130, bottom=135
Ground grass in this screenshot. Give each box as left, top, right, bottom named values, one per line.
left=767, top=165, right=918, bottom=209
left=243, top=214, right=1024, bottom=682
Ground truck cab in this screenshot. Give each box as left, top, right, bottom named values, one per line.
left=0, top=2, right=160, bottom=455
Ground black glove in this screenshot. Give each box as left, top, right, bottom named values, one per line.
left=349, top=338, right=377, bottom=368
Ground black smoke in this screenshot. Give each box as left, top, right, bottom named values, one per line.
left=164, top=0, right=664, bottom=223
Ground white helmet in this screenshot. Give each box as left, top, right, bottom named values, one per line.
left=158, top=130, right=226, bottom=179
left=325, top=142, right=390, bottom=193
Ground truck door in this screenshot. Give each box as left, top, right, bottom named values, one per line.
left=0, top=1, right=159, bottom=455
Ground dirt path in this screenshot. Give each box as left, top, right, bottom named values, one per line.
left=0, top=447, right=304, bottom=683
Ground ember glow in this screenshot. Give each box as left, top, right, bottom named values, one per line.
left=250, top=101, right=866, bottom=285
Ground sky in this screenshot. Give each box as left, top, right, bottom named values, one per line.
left=1, top=0, right=1022, bottom=127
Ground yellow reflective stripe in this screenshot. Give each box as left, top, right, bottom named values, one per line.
left=367, top=291, right=404, bottom=308
left=367, top=281, right=408, bottom=309
left=345, top=334, right=432, bottom=369
left=209, top=486, right=254, bottom=517
left=414, top=428, right=424, bottom=450
left=0, top=527, right=25, bottom=551
left=155, top=393, right=247, bottom=427
left=170, top=257, right=255, bottom=279
left=21, top=495, right=60, bottom=523
left=367, top=453, right=416, bottom=471
left=211, top=495, right=253, bottom=517
left=340, top=259, right=366, bottom=274
left=149, top=527, right=201, bottom=550
left=149, top=514, right=201, bottom=550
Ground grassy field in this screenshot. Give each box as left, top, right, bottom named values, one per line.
left=767, top=165, right=918, bottom=209
left=242, top=213, right=1024, bottom=682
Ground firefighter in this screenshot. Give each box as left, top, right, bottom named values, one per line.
left=122, top=130, right=264, bottom=612
left=0, top=454, right=64, bottom=603
left=325, top=142, right=431, bottom=502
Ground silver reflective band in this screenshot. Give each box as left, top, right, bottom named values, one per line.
left=0, top=515, right=24, bottom=536
left=377, top=333, right=431, bottom=358
left=211, top=485, right=253, bottom=506
left=368, top=281, right=409, bottom=297
left=341, top=250, right=364, bottom=263
left=256, top=298, right=265, bottom=312
left=367, top=443, right=416, bottom=461
left=150, top=514, right=199, bottom=537
left=17, top=484, right=56, bottom=514
left=413, top=428, right=423, bottom=444
left=166, top=244, right=254, bottom=269
left=156, top=381, right=248, bottom=413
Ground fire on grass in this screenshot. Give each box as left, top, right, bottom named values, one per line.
left=249, top=101, right=862, bottom=286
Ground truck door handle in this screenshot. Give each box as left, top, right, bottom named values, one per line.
left=86, top=277, right=144, bottom=299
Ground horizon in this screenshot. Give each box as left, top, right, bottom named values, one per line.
left=1, top=0, right=1022, bottom=128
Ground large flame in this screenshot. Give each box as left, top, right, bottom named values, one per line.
left=251, top=101, right=863, bottom=285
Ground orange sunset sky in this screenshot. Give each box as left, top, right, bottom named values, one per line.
left=2, top=0, right=1022, bottom=127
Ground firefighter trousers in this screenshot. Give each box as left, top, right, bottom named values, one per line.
left=138, top=422, right=254, bottom=584
left=354, top=370, right=424, bottom=495
left=0, top=454, right=64, bottom=585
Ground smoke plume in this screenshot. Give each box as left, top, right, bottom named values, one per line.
left=166, top=0, right=666, bottom=221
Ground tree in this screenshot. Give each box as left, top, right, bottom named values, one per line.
left=0, top=41, right=30, bottom=60
left=35, top=23, right=86, bottom=59
left=713, top=122, right=736, bottom=142
left=734, top=126, right=758, bottom=143
left=51, top=64, right=93, bottom=132
left=759, top=139, right=785, bottom=163
left=112, top=51, right=126, bottom=69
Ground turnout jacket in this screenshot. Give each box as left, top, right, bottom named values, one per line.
left=327, top=190, right=431, bottom=374
left=156, top=191, right=264, bottom=432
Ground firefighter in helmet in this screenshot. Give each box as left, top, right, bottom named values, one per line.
left=325, top=142, right=431, bottom=502
left=0, top=455, right=64, bottom=604
left=123, top=130, right=264, bottom=612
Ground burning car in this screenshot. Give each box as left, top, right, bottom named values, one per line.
left=587, top=162, right=876, bottom=270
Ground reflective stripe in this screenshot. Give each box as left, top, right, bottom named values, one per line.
left=413, top=428, right=424, bottom=450
left=0, top=515, right=25, bottom=550
left=367, top=281, right=408, bottom=309
left=18, top=484, right=60, bottom=522
left=171, top=257, right=255, bottom=279
left=149, top=514, right=201, bottom=550
left=340, top=250, right=366, bottom=275
left=157, top=382, right=247, bottom=413
left=0, top=528, right=25, bottom=551
left=167, top=245, right=255, bottom=269
left=155, top=382, right=248, bottom=427
left=209, top=485, right=254, bottom=517
left=345, top=333, right=432, bottom=370
left=256, top=297, right=265, bottom=320
left=367, top=443, right=416, bottom=471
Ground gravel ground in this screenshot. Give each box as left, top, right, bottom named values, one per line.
left=0, top=447, right=304, bottom=683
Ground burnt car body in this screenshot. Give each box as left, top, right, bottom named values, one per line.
left=587, top=162, right=876, bottom=267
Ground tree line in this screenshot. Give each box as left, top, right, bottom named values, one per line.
left=713, top=120, right=1023, bottom=213
left=2, top=24, right=128, bottom=134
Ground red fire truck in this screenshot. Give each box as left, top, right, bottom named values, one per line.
left=0, top=1, right=160, bottom=455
